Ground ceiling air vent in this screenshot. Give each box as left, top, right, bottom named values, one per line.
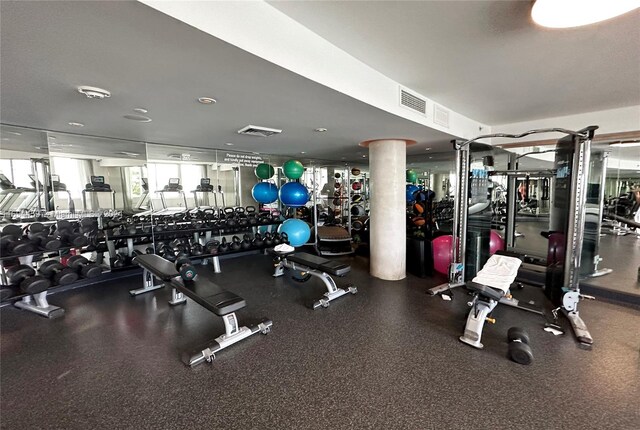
left=399, top=88, right=426, bottom=115
left=433, top=104, right=450, bottom=128
left=237, top=125, right=282, bottom=137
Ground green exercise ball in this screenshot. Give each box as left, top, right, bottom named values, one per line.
left=282, top=159, right=304, bottom=180
left=406, top=169, right=417, bottom=184
left=255, top=163, right=275, bottom=180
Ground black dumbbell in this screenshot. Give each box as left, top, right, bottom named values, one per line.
left=1, top=224, right=36, bottom=255
left=56, top=220, right=88, bottom=248
left=507, top=327, right=533, bottom=365
left=39, top=260, right=79, bottom=285
left=6, top=265, right=51, bottom=295
left=112, top=253, right=128, bottom=268
left=27, top=223, right=62, bottom=251
left=175, top=257, right=197, bottom=282
left=67, top=255, right=103, bottom=278
left=80, top=217, right=99, bottom=234
left=0, top=285, right=17, bottom=301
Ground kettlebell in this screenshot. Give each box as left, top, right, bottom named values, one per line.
left=205, top=240, right=220, bottom=256
left=253, top=233, right=264, bottom=248
left=241, top=234, right=252, bottom=250
left=191, top=241, right=204, bottom=256
left=231, top=236, right=242, bottom=251
left=280, top=232, right=289, bottom=244
left=273, top=233, right=281, bottom=246
left=263, top=232, right=274, bottom=247
left=218, top=237, right=230, bottom=253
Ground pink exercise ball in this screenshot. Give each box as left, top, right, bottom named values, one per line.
left=489, top=230, right=505, bottom=255
left=432, top=235, right=454, bottom=275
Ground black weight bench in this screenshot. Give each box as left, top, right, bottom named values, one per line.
left=133, top=254, right=272, bottom=366
left=271, top=250, right=357, bottom=309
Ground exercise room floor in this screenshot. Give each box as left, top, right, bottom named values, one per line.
left=2, top=254, right=639, bottom=429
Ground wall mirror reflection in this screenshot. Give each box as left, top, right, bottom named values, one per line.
left=0, top=125, right=52, bottom=223
left=47, top=133, right=147, bottom=216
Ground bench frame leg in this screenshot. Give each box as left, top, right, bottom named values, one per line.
left=14, top=291, right=65, bottom=318
left=168, top=288, right=186, bottom=306
left=459, top=296, right=498, bottom=349
left=185, top=314, right=273, bottom=367
left=130, top=268, right=164, bottom=296
left=277, top=259, right=357, bottom=309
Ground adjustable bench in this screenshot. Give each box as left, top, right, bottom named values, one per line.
left=460, top=254, right=543, bottom=349
left=271, top=250, right=357, bottom=309
left=133, top=254, right=272, bottom=366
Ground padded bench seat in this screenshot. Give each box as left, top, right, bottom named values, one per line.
left=134, top=254, right=245, bottom=316
left=465, top=281, right=504, bottom=302
left=287, top=252, right=351, bottom=277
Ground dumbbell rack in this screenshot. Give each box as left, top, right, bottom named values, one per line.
left=0, top=220, right=110, bottom=317
left=146, top=219, right=283, bottom=274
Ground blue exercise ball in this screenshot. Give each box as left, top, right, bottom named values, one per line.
left=278, top=219, right=311, bottom=247
left=252, top=182, right=279, bottom=204
left=279, top=182, right=309, bottom=207
left=406, top=184, right=420, bottom=203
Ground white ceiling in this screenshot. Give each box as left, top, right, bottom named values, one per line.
left=0, top=0, right=457, bottom=163
left=269, top=0, right=640, bottom=125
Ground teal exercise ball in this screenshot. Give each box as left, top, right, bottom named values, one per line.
left=252, top=182, right=279, bottom=204
left=278, top=219, right=311, bottom=247
left=255, top=163, right=275, bottom=180
left=279, top=182, right=309, bottom=207
left=282, top=160, right=305, bottom=180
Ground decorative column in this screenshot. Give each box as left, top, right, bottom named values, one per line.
left=360, top=138, right=416, bottom=280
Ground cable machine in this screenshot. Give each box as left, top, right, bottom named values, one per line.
left=428, top=126, right=600, bottom=347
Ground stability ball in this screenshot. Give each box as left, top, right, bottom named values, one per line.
left=278, top=219, right=311, bottom=247
left=406, top=169, right=417, bottom=184
left=489, top=230, right=505, bottom=255
left=255, top=163, right=275, bottom=180
left=282, top=160, right=304, bottom=180
left=252, top=182, right=279, bottom=204
left=406, top=184, right=420, bottom=203
left=279, top=182, right=309, bottom=207
left=432, top=235, right=454, bottom=275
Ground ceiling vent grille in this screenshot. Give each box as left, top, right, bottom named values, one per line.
left=433, top=104, right=450, bottom=128
left=237, top=125, right=282, bottom=137
left=399, top=88, right=427, bottom=115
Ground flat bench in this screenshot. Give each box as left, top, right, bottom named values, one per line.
left=270, top=250, right=357, bottom=309
left=133, top=254, right=272, bottom=366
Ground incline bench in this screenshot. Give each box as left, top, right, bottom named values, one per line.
left=133, top=254, right=272, bottom=367
left=271, top=250, right=357, bottom=309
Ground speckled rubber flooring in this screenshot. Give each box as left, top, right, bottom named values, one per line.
left=2, top=254, right=639, bottom=429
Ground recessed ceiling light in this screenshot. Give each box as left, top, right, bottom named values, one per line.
left=225, top=142, right=234, bottom=146
left=49, top=136, right=56, bottom=140
left=133, top=108, right=148, bottom=114
left=117, top=151, right=141, bottom=157
left=1, top=138, right=8, bottom=141
left=429, top=156, right=433, bottom=159
left=314, top=128, right=328, bottom=132
left=531, top=0, right=640, bottom=28
left=77, top=85, right=111, bottom=99
left=68, top=122, right=84, bottom=127
left=425, top=147, right=431, bottom=151
left=123, top=114, right=152, bottom=122
left=7, top=131, right=22, bottom=136
left=362, top=155, right=367, bottom=158
left=300, top=151, right=306, bottom=154
left=198, top=97, right=217, bottom=104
